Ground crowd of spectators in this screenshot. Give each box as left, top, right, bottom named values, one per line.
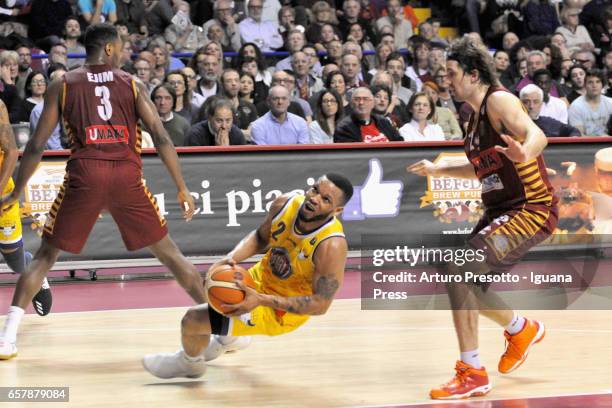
left=0, top=0, right=610, bottom=149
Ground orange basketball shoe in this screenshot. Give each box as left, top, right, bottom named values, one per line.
left=430, top=361, right=491, bottom=400
left=498, top=318, right=545, bottom=374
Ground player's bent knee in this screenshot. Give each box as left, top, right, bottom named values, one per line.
left=181, top=306, right=212, bottom=335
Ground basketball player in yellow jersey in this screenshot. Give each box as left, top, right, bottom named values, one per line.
left=0, top=101, right=51, bottom=323
left=143, top=173, right=353, bottom=379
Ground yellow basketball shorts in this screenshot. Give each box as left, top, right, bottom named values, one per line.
left=208, top=267, right=310, bottom=337
left=0, top=180, right=23, bottom=249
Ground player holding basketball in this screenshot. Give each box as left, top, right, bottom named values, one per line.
left=0, top=24, right=206, bottom=360
left=408, top=37, right=558, bottom=399
left=0, top=100, right=51, bottom=317
left=142, top=174, right=353, bottom=379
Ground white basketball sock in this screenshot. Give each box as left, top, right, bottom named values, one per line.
left=460, top=349, right=481, bottom=368
left=41, top=278, right=50, bottom=290
left=2, top=306, right=25, bottom=343
left=182, top=350, right=204, bottom=363
left=505, top=313, right=526, bottom=335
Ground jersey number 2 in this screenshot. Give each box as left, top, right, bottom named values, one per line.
left=95, top=86, right=113, bottom=121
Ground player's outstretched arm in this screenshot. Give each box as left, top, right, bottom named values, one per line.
left=0, top=100, right=18, bottom=195
left=228, top=236, right=347, bottom=317
left=0, top=78, right=61, bottom=213
left=134, top=80, right=195, bottom=220
left=407, top=157, right=477, bottom=179
left=488, top=92, right=548, bottom=163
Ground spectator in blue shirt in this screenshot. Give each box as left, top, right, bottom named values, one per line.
left=251, top=86, right=309, bottom=145
left=79, top=0, right=117, bottom=25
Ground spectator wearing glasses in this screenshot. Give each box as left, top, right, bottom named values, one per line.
left=334, top=87, right=402, bottom=143
left=432, top=66, right=461, bottom=116
left=20, top=71, right=47, bottom=123
left=310, top=89, right=343, bottom=144
left=251, top=85, right=309, bottom=145
left=325, top=70, right=350, bottom=111
left=421, top=81, right=462, bottom=140
left=165, top=70, right=194, bottom=123
left=239, top=0, right=283, bottom=52
left=134, top=58, right=155, bottom=93
left=556, top=7, right=595, bottom=54
left=571, top=49, right=596, bottom=70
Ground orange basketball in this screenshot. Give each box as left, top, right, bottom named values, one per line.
left=205, top=264, right=256, bottom=315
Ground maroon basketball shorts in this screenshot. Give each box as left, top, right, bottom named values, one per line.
left=467, top=203, right=558, bottom=273
left=43, top=159, right=168, bottom=253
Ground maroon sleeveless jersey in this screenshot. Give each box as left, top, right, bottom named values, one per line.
left=62, top=64, right=142, bottom=166
left=465, top=86, right=557, bottom=212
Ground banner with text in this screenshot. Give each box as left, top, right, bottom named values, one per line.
left=15, top=142, right=612, bottom=262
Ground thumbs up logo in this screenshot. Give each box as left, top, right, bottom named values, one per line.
left=342, top=159, right=404, bottom=220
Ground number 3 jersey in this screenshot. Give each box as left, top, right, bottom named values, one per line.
left=250, top=194, right=345, bottom=299
left=62, top=64, right=142, bottom=166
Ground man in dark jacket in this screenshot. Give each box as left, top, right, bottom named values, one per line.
left=334, top=88, right=403, bottom=143
left=185, top=97, right=246, bottom=146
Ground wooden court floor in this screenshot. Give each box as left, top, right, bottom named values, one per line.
left=1, top=299, right=611, bottom=407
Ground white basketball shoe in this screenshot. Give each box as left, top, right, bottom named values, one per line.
left=142, top=350, right=206, bottom=379
left=204, top=335, right=252, bottom=362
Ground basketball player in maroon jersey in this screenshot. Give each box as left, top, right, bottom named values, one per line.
left=0, top=24, right=206, bottom=360
left=408, top=37, right=559, bottom=399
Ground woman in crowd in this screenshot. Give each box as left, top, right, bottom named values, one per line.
left=324, top=70, right=350, bottom=111
left=556, top=7, right=595, bottom=54
left=21, top=71, right=47, bottom=123
left=368, top=43, right=393, bottom=76
left=239, top=72, right=256, bottom=105
left=346, top=22, right=375, bottom=70
left=315, top=23, right=340, bottom=52
left=309, top=89, right=343, bottom=144
left=0, top=50, right=22, bottom=123
left=165, top=70, right=194, bottom=123
left=236, top=43, right=272, bottom=87
left=399, top=92, right=445, bottom=142
left=240, top=56, right=269, bottom=105
left=421, top=81, right=462, bottom=140
left=494, top=50, right=510, bottom=77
